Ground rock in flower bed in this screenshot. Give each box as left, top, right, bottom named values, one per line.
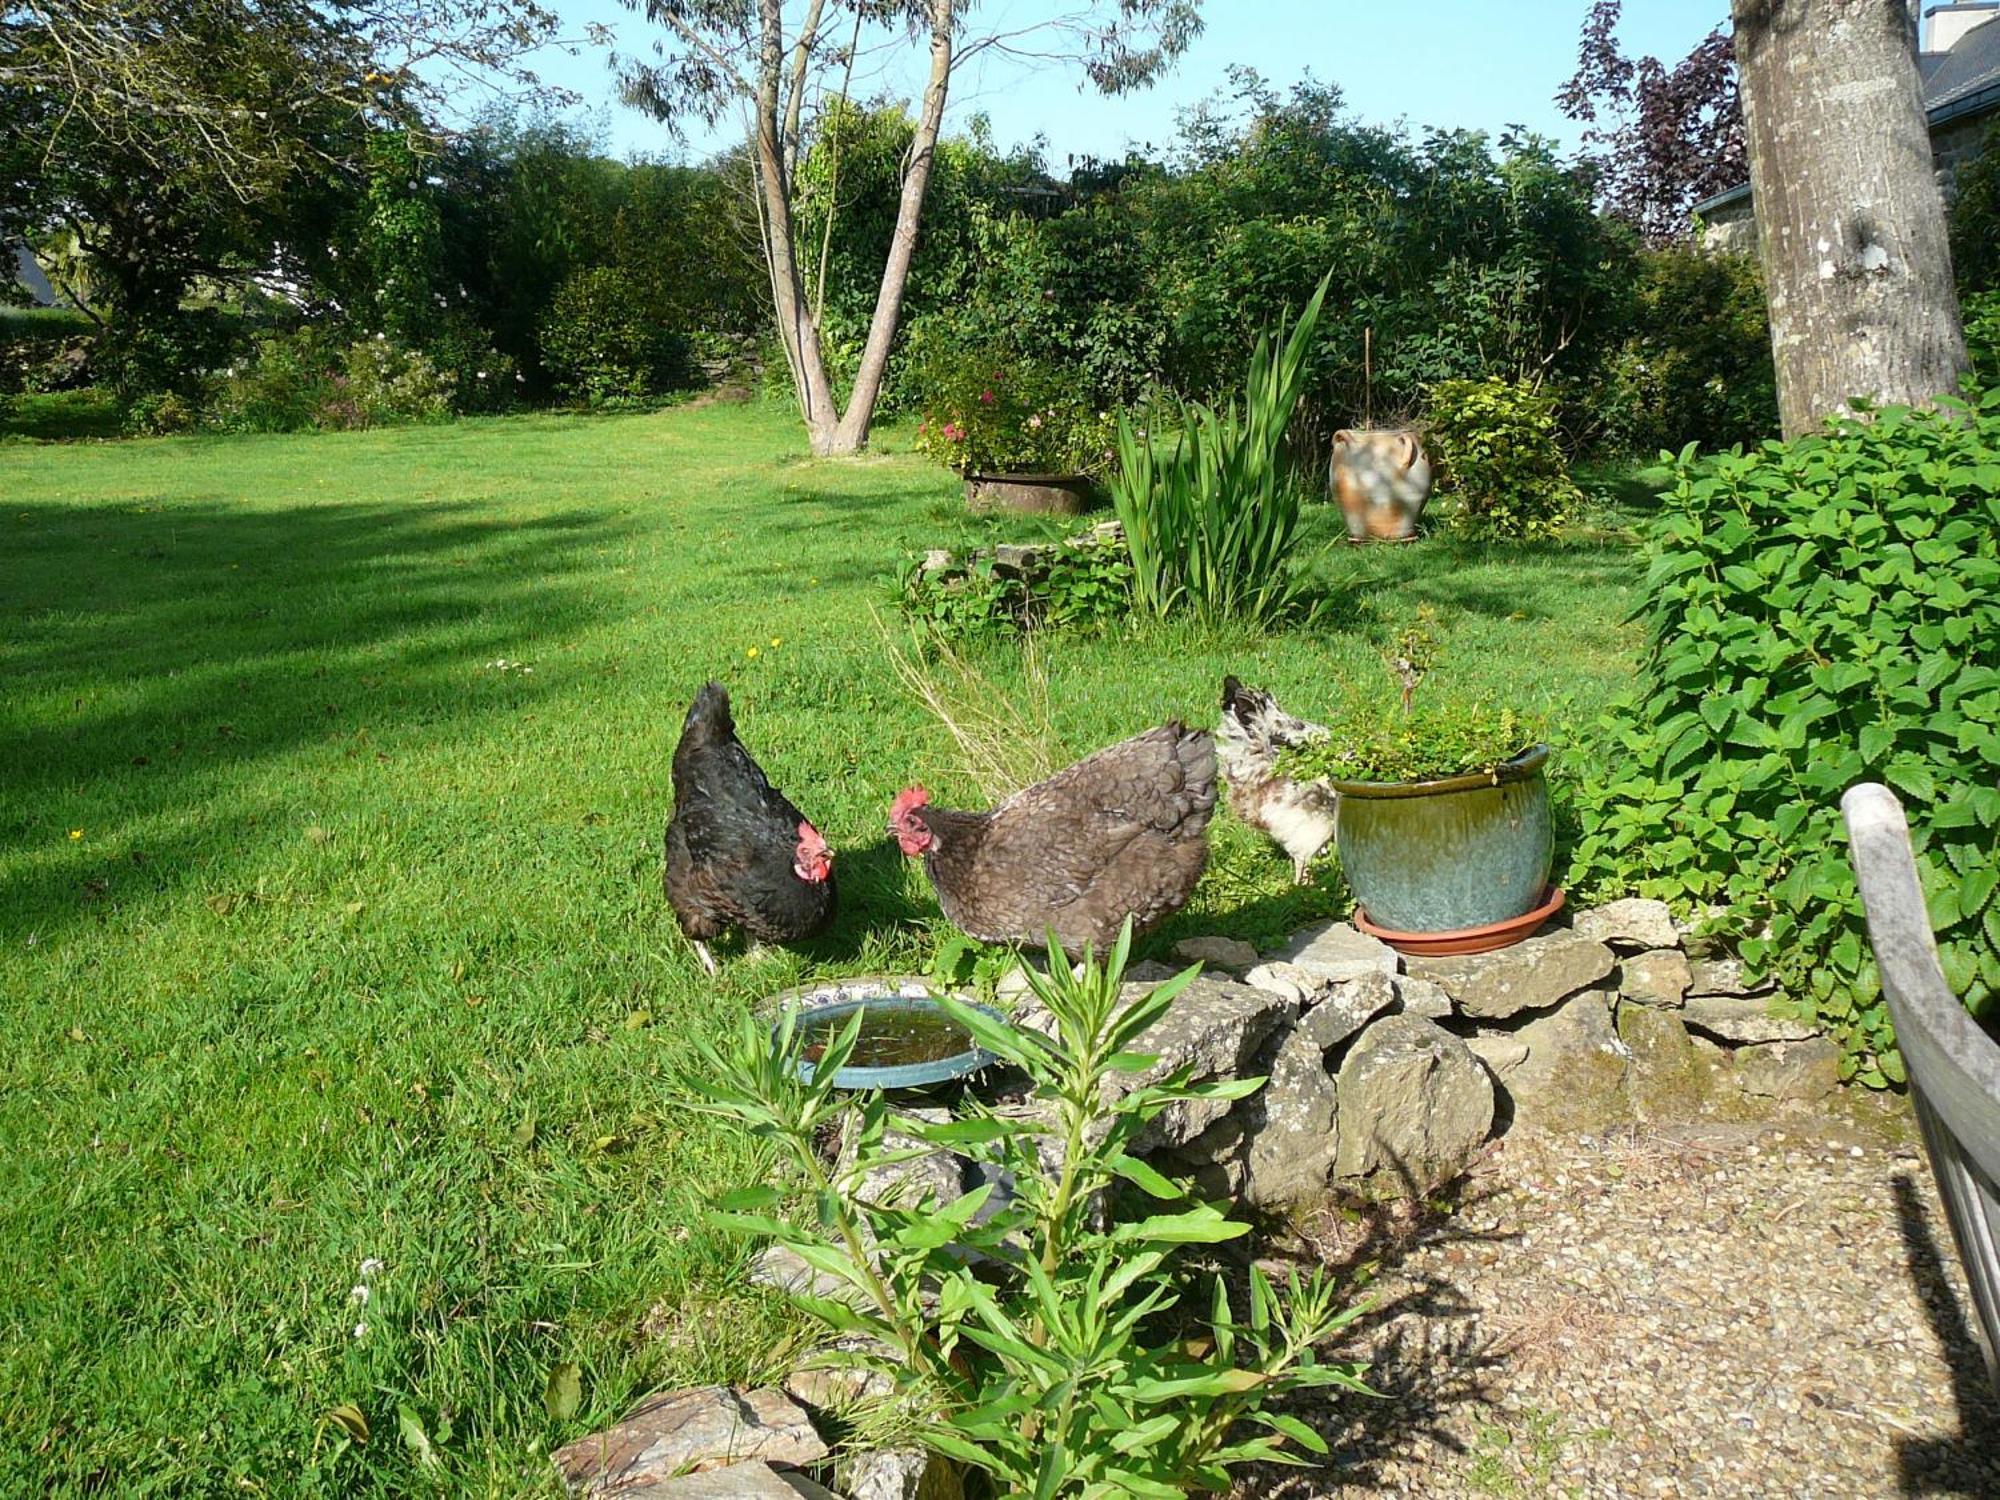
left=993, top=899, right=1843, bottom=1209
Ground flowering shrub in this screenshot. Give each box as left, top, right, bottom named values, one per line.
left=907, top=332, right=1114, bottom=475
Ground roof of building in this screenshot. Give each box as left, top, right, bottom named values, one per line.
left=1927, top=15, right=2000, bottom=116
left=1693, top=16, right=2000, bottom=216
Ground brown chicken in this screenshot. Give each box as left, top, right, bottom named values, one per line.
left=887, top=723, right=1217, bottom=953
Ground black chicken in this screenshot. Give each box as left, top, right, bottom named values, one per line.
left=664, top=682, right=836, bottom=972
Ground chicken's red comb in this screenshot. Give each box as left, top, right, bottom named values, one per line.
left=889, top=786, right=930, bottom=820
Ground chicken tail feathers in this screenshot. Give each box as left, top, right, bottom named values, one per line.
left=681, top=681, right=735, bottom=748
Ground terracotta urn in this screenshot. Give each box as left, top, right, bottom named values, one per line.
left=1330, top=428, right=1432, bottom=542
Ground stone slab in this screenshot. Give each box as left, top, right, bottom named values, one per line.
left=1407, top=930, right=1616, bottom=1020
left=1332, top=1014, right=1493, bottom=1191
left=1573, top=898, right=1680, bottom=951
left=1266, top=920, right=1400, bottom=984
left=553, top=1388, right=828, bottom=1496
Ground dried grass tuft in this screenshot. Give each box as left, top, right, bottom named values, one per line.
left=876, top=614, right=1068, bottom=801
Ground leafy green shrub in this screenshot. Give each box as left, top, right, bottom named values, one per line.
left=123, top=390, right=200, bottom=436
left=1570, top=398, right=2000, bottom=1084
left=897, top=530, right=1134, bottom=640
left=1112, top=276, right=1327, bottom=628
left=538, top=266, right=691, bottom=406
left=424, top=313, right=521, bottom=415
left=1423, top=376, right=1581, bottom=539
left=681, top=920, right=1369, bottom=1497
left=1948, top=120, right=2000, bottom=296
left=1596, top=247, right=1777, bottom=457
left=1965, top=290, right=2000, bottom=390
left=207, top=328, right=452, bottom=433
left=328, top=337, right=454, bottom=428
left=906, top=330, right=1116, bottom=475
left=207, top=327, right=339, bottom=432
left=102, top=308, right=238, bottom=408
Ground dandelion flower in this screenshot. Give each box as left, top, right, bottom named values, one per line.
left=69, top=829, right=83, bottom=840
left=770, top=637, right=782, bottom=648
left=348, top=1285, right=370, bottom=1306
left=359, top=1257, right=384, bottom=1276
left=746, top=646, right=760, bottom=659
left=352, top=1321, right=369, bottom=1340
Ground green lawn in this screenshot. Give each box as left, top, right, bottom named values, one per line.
left=0, top=402, right=1646, bottom=1495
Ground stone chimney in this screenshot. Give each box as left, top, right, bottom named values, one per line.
left=1925, top=1, right=2000, bottom=53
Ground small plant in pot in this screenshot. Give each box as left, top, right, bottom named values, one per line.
left=1280, top=611, right=1558, bottom=955
left=911, top=343, right=1115, bottom=516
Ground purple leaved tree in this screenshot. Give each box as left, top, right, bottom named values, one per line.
left=1557, top=0, right=1746, bottom=244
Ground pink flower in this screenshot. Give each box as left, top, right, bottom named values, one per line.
left=1026, top=414, right=1042, bottom=430
left=979, top=389, right=995, bottom=405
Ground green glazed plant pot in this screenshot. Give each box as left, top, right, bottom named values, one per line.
left=1331, top=744, right=1553, bottom=933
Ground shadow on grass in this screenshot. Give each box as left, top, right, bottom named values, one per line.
left=1299, top=524, right=1645, bottom=641
left=1891, top=1172, right=2000, bottom=1496
left=2, top=496, right=624, bottom=934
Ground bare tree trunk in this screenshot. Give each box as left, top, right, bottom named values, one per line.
left=753, top=0, right=841, bottom=452
left=823, top=0, right=955, bottom=457
left=1731, top=0, right=1967, bottom=437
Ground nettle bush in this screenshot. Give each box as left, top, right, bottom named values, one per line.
left=538, top=267, right=691, bottom=406
left=1423, top=377, right=1581, bottom=540
left=1571, top=399, right=2000, bottom=1084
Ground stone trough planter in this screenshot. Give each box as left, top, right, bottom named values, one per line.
left=963, top=472, right=1095, bottom=516
left=1846, top=782, right=2000, bottom=1398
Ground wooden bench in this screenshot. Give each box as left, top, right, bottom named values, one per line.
left=1844, top=782, right=2000, bottom=1399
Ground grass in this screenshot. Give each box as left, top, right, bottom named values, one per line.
left=0, top=401, right=1647, bottom=1495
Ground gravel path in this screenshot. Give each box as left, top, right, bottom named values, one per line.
left=1270, top=1113, right=2000, bottom=1499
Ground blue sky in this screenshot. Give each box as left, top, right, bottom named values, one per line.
left=506, top=1, right=1728, bottom=164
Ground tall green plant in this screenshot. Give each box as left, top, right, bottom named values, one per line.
left=1112, top=274, right=1330, bottom=627
left=679, top=919, right=1369, bottom=1497
left=1570, top=397, right=2000, bottom=1085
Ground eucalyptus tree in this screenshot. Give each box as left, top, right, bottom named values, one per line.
left=1729, top=0, right=1967, bottom=434
left=619, top=1, right=1203, bottom=456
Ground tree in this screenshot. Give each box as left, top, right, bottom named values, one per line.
left=1557, top=0, right=1745, bottom=244
left=0, top=0, right=566, bottom=366
left=1731, top=0, right=1968, bottom=435
left=619, top=0, right=1202, bottom=456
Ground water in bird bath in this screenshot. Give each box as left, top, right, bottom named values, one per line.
left=768, top=981, right=1002, bottom=1089
left=798, top=1003, right=976, bottom=1068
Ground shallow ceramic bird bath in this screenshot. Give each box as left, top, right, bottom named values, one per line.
left=769, top=977, right=1001, bottom=1090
